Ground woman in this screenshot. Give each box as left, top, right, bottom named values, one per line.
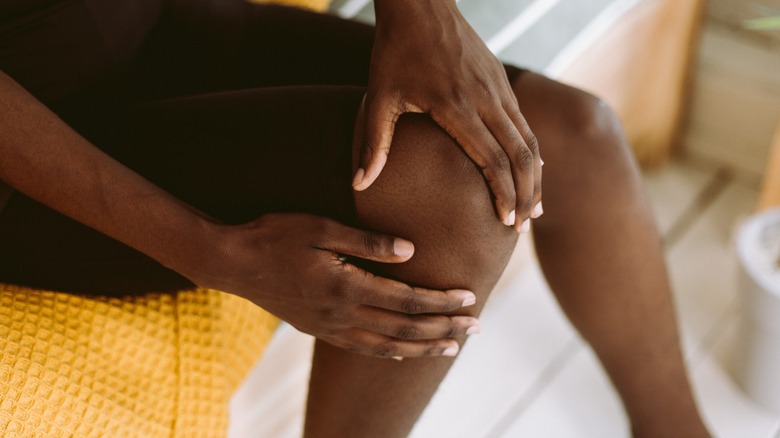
left=0, top=0, right=710, bottom=436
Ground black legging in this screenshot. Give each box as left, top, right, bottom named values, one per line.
left=0, top=2, right=523, bottom=295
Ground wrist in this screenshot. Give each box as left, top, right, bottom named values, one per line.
left=152, top=210, right=226, bottom=287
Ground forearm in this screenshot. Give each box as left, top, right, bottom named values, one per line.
left=373, top=0, right=457, bottom=16
left=0, top=71, right=217, bottom=280
left=373, top=0, right=459, bottom=32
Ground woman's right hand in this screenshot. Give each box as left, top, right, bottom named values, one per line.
left=191, top=213, right=480, bottom=359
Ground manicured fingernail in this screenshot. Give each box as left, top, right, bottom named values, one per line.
left=352, top=168, right=365, bottom=189
left=392, top=356, right=404, bottom=362
left=393, top=239, right=414, bottom=258
left=466, top=322, right=481, bottom=335
left=532, top=201, right=543, bottom=219
left=520, top=219, right=530, bottom=233
left=442, top=344, right=460, bottom=357
left=503, top=209, right=516, bottom=226
left=540, top=159, right=545, bottom=166
left=457, top=290, right=477, bottom=307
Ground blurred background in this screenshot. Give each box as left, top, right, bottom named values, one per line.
left=231, top=0, right=780, bottom=436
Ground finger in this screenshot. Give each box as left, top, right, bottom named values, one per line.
left=315, top=219, right=415, bottom=263
left=326, top=329, right=462, bottom=359
left=353, top=93, right=402, bottom=191
left=432, top=110, right=517, bottom=227
left=484, top=109, right=536, bottom=232
left=505, top=103, right=542, bottom=228
left=355, top=309, right=481, bottom=340
left=351, top=270, right=477, bottom=314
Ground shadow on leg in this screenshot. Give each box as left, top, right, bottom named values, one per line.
left=305, top=114, right=518, bottom=438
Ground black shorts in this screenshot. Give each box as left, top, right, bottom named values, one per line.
left=0, top=1, right=525, bottom=295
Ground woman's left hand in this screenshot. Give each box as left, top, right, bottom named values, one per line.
left=353, top=0, right=542, bottom=232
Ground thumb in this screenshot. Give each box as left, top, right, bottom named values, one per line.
left=353, top=93, right=401, bottom=191
left=318, top=219, right=415, bottom=263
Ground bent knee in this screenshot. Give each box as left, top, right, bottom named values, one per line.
left=355, top=114, right=501, bottom=231
left=558, top=89, right=631, bottom=165
left=353, top=114, right=517, bottom=290
left=512, top=73, right=643, bottom=209
left=514, top=72, right=633, bottom=169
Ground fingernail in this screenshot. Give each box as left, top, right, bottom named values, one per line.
left=392, top=356, right=404, bottom=362
left=540, top=158, right=545, bottom=166
left=520, top=219, right=530, bottom=233
left=532, top=201, right=543, bottom=219
left=503, top=209, right=516, bottom=226
left=393, top=239, right=414, bottom=258
left=466, top=322, right=481, bottom=335
left=352, top=168, right=365, bottom=189
left=457, top=290, right=477, bottom=307
left=442, top=344, right=460, bottom=357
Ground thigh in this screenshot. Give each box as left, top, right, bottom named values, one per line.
left=126, top=2, right=375, bottom=101
left=0, top=85, right=365, bottom=295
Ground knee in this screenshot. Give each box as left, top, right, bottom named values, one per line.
left=353, top=113, right=517, bottom=294
left=559, top=90, right=632, bottom=167
left=537, top=85, right=641, bottom=201
left=357, top=114, right=496, bottom=223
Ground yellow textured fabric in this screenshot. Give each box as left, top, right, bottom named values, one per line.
left=247, top=0, right=332, bottom=12
left=0, top=284, right=279, bottom=437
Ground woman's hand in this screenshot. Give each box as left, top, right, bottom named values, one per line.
left=191, top=213, right=480, bottom=359
left=353, top=0, right=542, bottom=232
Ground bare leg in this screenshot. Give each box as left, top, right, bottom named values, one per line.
left=304, top=73, right=709, bottom=437
left=514, top=72, right=709, bottom=437
left=305, top=113, right=519, bottom=437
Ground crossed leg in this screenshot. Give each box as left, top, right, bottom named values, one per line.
left=304, top=72, right=709, bottom=437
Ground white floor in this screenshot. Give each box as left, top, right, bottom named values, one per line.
left=228, top=4, right=780, bottom=438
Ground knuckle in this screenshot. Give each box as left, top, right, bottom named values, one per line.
left=348, top=335, right=380, bottom=357
left=363, top=232, right=391, bottom=256
left=318, top=306, right=345, bottom=325
left=363, top=137, right=379, bottom=154
left=400, top=291, right=425, bottom=314
left=440, top=102, right=469, bottom=123
left=515, top=146, right=534, bottom=170
left=449, top=88, right=469, bottom=108
left=395, top=324, right=420, bottom=340
left=487, top=148, right=511, bottom=172
left=438, top=298, right=459, bottom=312
left=475, top=79, right=492, bottom=97
left=449, top=97, right=474, bottom=119
left=373, top=341, right=399, bottom=358
left=526, top=134, right=540, bottom=155
left=336, top=329, right=365, bottom=354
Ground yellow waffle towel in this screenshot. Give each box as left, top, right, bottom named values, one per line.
left=0, top=284, right=279, bottom=437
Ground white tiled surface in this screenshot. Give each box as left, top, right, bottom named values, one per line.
left=229, top=2, right=780, bottom=437
left=496, top=347, right=627, bottom=438
left=641, top=160, right=713, bottom=236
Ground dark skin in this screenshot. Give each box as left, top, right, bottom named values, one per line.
left=0, top=72, right=474, bottom=358
left=0, top=0, right=710, bottom=436
left=358, top=0, right=543, bottom=231
left=0, top=0, right=537, bottom=359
